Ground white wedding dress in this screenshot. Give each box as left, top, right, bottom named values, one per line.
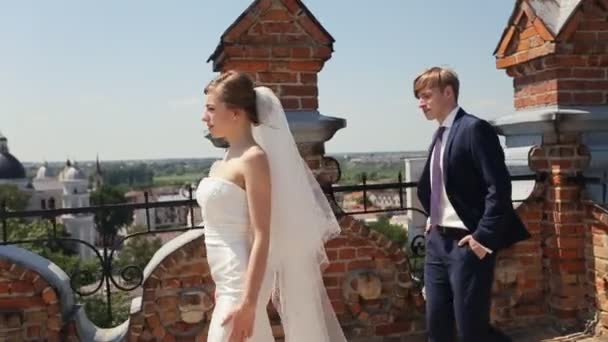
left=196, top=176, right=275, bottom=341
left=193, top=86, right=347, bottom=342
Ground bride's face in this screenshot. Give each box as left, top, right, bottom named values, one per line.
left=203, top=91, right=235, bottom=138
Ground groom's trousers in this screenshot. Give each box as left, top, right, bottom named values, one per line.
left=424, top=225, right=502, bottom=342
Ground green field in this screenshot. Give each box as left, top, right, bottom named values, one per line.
left=338, top=162, right=404, bottom=185
left=153, top=172, right=205, bottom=187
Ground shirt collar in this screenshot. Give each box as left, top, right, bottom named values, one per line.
left=441, top=106, right=460, bottom=128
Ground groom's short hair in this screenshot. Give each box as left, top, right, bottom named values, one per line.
left=413, top=67, right=460, bottom=101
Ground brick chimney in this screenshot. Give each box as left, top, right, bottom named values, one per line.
left=492, top=0, right=608, bottom=331
left=495, top=0, right=608, bottom=110
left=207, top=0, right=344, bottom=186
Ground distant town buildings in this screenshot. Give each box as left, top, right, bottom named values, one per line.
left=333, top=156, right=429, bottom=247
left=125, top=186, right=202, bottom=231
left=0, top=132, right=98, bottom=259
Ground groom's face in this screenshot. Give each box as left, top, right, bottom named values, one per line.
left=417, top=86, right=450, bottom=121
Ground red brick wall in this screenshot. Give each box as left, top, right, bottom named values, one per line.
left=586, top=203, right=608, bottom=335
left=0, top=258, right=63, bottom=341
left=0, top=216, right=426, bottom=342
left=3, top=188, right=607, bottom=340
left=127, top=236, right=214, bottom=341
left=209, top=0, right=333, bottom=112
left=329, top=216, right=425, bottom=339
left=491, top=200, right=546, bottom=329
left=486, top=136, right=593, bottom=331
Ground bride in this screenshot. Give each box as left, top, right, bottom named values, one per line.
left=196, top=70, right=347, bottom=342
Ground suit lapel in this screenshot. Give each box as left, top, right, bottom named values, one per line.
left=421, top=125, right=442, bottom=192
left=442, top=108, right=465, bottom=185
left=420, top=148, right=431, bottom=189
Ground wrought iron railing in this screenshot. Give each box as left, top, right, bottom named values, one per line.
left=1, top=171, right=603, bottom=324
left=0, top=186, right=202, bottom=325
left=325, top=172, right=543, bottom=283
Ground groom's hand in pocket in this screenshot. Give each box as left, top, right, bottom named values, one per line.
left=458, top=235, right=488, bottom=260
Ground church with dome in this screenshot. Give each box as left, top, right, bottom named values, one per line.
left=0, top=132, right=99, bottom=259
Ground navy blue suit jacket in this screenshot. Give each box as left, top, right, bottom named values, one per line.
left=417, top=108, right=530, bottom=251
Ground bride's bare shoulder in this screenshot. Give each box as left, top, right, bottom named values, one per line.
left=241, top=146, right=269, bottom=172
left=243, top=145, right=266, bottom=158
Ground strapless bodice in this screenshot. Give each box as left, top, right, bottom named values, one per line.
left=196, top=177, right=250, bottom=239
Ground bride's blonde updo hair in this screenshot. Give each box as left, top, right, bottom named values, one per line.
left=204, top=70, right=260, bottom=125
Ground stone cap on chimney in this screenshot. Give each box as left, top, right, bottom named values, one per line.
left=492, top=105, right=608, bottom=136
left=527, top=0, right=582, bottom=37
left=205, top=110, right=346, bottom=148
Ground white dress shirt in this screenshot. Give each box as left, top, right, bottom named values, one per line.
left=429, top=106, right=492, bottom=253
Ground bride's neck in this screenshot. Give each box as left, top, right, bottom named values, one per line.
left=225, top=128, right=255, bottom=157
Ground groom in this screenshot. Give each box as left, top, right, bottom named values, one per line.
left=414, top=67, right=530, bottom=342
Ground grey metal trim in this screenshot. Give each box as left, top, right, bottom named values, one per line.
left=205, top=111, right=347, bottom=148
left=492, top=106, right=608, bottom=136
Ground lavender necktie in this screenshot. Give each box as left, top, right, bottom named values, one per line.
left=429, top=126, right=446, bottom=227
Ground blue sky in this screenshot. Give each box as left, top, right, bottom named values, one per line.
left=1, top=1, right=516, bottom=162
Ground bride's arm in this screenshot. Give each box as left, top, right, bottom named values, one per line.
left=241, top=148, right=271, bottom=307
left=220, top=148, right=271, bottom=339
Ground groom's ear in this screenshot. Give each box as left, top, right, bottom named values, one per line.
left=443, top=85, right=455, bottom=99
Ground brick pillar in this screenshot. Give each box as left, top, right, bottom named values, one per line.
left=207, top=0, right=345, bottom=186
left=493, top=0, right=608, bottom=331
left=207, top=0, right=333, bottom=112
left=530, top=139, right=591, bottom=327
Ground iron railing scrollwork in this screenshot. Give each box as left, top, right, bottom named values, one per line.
left=2, top=172, right=605, bottom=323
left=1, top=185, right=203, bottom=324
left=325, top=172, right=567, bottom=286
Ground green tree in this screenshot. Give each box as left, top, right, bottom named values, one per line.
left=368, top=215, right=408, bottom=246
left=356, top=195, right=373, bottom=207
left=90, top=185, right=133, bottom=244
left=6, top=218, right=67, bottom=254
left=81, top=225, right=161, bottom=328
left=174, top=164, right=186, bottom=176
left=82, top=291, right=131, bottom=328
left=114, top=225, right=162, bottom=284
left=5, top=219, right=101, bottom=288
left=103, top=163, right=154, bottom=187
left=0, top=184, right=30, bottom=211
